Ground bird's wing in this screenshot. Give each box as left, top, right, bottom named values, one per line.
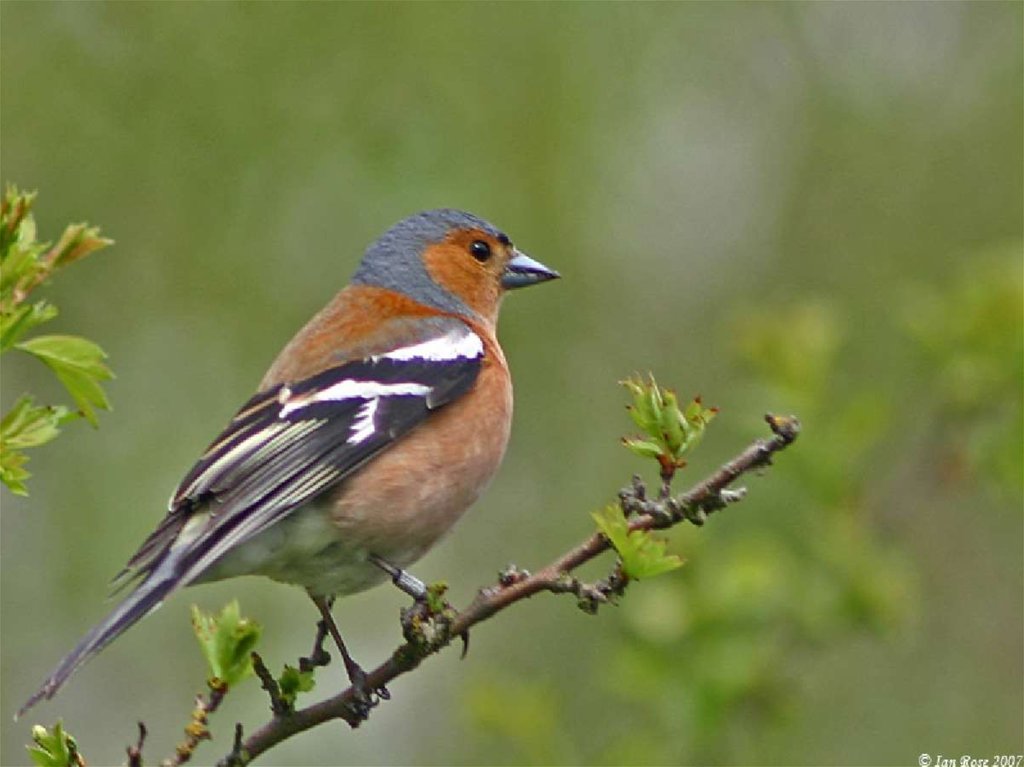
left=117, top=317, right=484, bottom=589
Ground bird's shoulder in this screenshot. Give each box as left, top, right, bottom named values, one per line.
left=260, top=284, right=500, bottom=386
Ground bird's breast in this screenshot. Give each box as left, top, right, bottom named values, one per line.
left=329, top=355, right=513, bottom=566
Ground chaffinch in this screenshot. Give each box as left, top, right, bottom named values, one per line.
left=19, top=208, right=558, bottom=717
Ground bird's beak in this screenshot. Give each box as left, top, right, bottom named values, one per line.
left=501, top=249, right=560, bottom=290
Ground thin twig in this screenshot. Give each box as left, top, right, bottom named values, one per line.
left=218, top=723, right=247, bottom=767
left=251, top=653, right=289, bottom=717
left=126, top=722, right=147, bottom=767
left=219, top=413, right=800, bottom=766
left=164, top=685, right=227, bottom=767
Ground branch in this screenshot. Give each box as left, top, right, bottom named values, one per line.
left=221, top=413, right=800, bottom=766
left=165, top=685, right=226, bottom=767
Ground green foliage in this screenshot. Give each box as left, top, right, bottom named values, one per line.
left=732, top=298, right=917, bottom=633
left=463, top=675, right=575, bottom=766
left=621, top=374, right=716, bottom=473
left=902, top=244, right=1023, bottom=497
left=589, top=376, right=703, bottom=581
left=733, top=300, right=891, bottom=505
left=0, top=185, right=113, bottom=496
left=733, top=301, right=839, bottom=410
left=0, top=396, right=76, bottom=494
left=191, top=601, right=262, bottom=689
left=15, top=336, right=112, bottom=427
left=26, top=722, right=83, bottom=767
left=424, top=580, right=450, bottom=614
left=277, top=664, right=316, bottom=708
left=592, top=504, right=683, bottom=580
left=1, top=301, right=58, bottom=351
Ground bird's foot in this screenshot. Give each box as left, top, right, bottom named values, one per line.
left=307, top=593, right=390, bottom=725
left=342, top=660, right=390, bottom=723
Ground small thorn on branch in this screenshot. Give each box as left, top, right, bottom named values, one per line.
left=546, top=570, right=627, bottom=614
left=217, top=723, right=248, bottom=767
left=547, top=573, right=608, bottom=613
left=498, top=564, right=530, bottom=587
left=681, top=502, right=708, bottom=526
left=619, top=476, right=675, bottom=526
left=251, top=652, right=289, bottom=717
left=690, top=486, right=749, bottom=521
left=618, top=475, right=647, bottom=513
left=126, top=721, right=147, bottom=767
left=720, top=487, right=747, bottom=504
left=631, top=474, right=646, bottom=501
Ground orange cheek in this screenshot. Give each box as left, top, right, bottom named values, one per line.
left=423, top=244, right=500, bottom=321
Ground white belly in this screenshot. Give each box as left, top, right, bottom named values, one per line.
left=196, top=502, right=388, bottom=595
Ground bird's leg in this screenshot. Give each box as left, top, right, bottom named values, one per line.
left=368, top=553, right=428, bottom=601
left=308, top=594, right=389, bottom=718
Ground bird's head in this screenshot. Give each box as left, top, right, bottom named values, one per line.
left=353, top=209, right=559, bottom=326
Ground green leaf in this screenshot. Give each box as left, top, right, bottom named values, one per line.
left=1, top=239, right=43, bottom=298
left=593, top=505, right=684, bottom=581
left=1, top=186, right=39, bottom=272
left=2, top=188, right=45, bottom=305
left=621, top=375, right=717, bottom=467
left=622, top=437, right=664, bottom=459
left=1, top=188, right=114, bottom=496
left=191, top=601, right=262, bottom=688
left=277, top=664, right=316, bottom=707
left=1, top=394, right=73, bottom=449
left=46, top=223, right=113, bottom=270
left=425, top=581, right=450, bottom=613
left=593, top=504, right=633, bottom=557
left=16, top=335, right=113, bottom=426
left=622, top=374, right=661, bottom=433
left=660, top=389, right=686, bottom=453
left=1, top=186, right=111, bottom=311
left=26, top=721, right=82, bottom=767
left=1, top=449, right=30, bottom=496
left=0, top=395, right=76, bottom=496
left=645, top=383, right=664, bottom=428
left=623, top=533, right=685, bottom=579
left=1, top=300, right=59, bottom=351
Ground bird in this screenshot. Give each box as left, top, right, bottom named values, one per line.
left=18, top=208, right=559, bottom=718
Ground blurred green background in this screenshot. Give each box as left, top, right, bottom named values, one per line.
left=2, top=3, right=1021, bottom=765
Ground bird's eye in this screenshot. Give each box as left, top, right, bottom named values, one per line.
left=469, top=240, right=492, bottom=262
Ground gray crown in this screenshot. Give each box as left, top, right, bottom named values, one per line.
left=352, top=209, right=506, bottom=317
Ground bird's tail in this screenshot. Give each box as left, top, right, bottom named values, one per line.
left=16, top=572, right=177, bottom=720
